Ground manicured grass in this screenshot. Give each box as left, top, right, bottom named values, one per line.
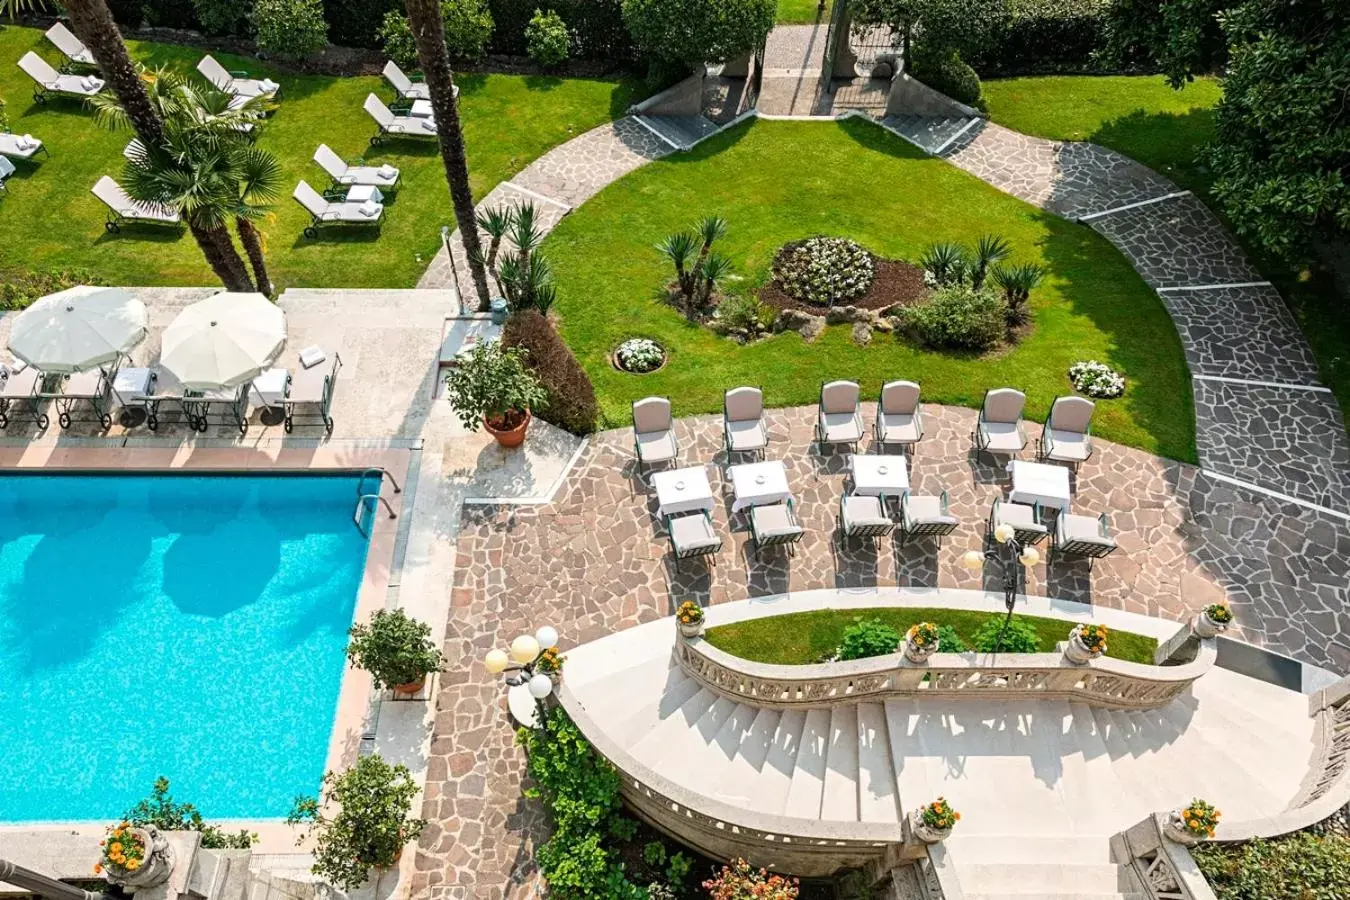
left=545, top=118, right=1196, bottom=461
left=777, top=0, right=831, bottom=24
left=0, top=25, right=641, bottom=291
left=704, top=607, right=1159, bottom=665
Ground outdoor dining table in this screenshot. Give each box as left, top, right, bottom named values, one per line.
left=728, top=460, right=792, bottom=513
left=849, top=454, right=910, bottom=497
left=1007, top=459, right=1072, bottom=509
left=652, top=465, right=715, bottom=518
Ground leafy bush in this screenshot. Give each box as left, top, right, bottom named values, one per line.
left=937, top=624, right=967, bottom=652
left=487, top=0, right=632, bottom=59
left=903, top=284, right=1007, bottom=351
left=971, top=615, right=1041, bottom=653
left=324, top=0, right=402, bottom=49
left=714, top=294, right=776, bottom=334
left=378, top=9, right=421, bottom=68
left=771, top=237, right=875, bottom=307
left=254, top=0, right=330, bottom=58
left=910, top=48, right=982, bottom=106
left=838, top=618, right=901, bottom=661
left=124, top=777, right=255, bottom=849
left=968, top=0, right=1113, bottom=76
left=1194, top=831, right=1350, bottom=900
left=140, top=0, right=205, bottom=29
left=502, top=309, right=600, bottom=434
left=623, top=0, right=775, bottom=68
left=526, top=8, right=571, bottom=67
left=380, top=0, right=495, bottom=66
left=346, top=608, right=443, bottom=689
left=193, top=0, right=252, bottom=34
left=703, top=858, right=798, bottom=900
left=1068, top=360, right=1125, bottom=398
left=444, top=341, right=548, bottom=431
left=1, top=268, right=105, bottom=311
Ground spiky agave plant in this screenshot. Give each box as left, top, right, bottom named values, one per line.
left=971, top=234, right=1012, bottom=289
left=695, top=252, right=733, bottom=310
left=656, top=230, right=700, bottom=309
left=919, top=241, right=969, bottom=287
left=992, top=261, right=1046, bottom=326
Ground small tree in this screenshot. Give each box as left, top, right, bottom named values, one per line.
left=526, top=8, right=571, bottom=69
left=253, top=0, right=330, bottom=59
left=622, top=0, right=775, bottom=70
left=992, top=261, right=1045, bottom=327
left=286, top=754, right=426, bottom=892
left=473, top=202, right=558, bottom=314
left=444, top=341, right=548, bottom=431
left=346, top=608, right=443, bottom=690
left=657, top=215, right=729, bottom=319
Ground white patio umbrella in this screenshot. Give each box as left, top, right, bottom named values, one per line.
left=8, top=285, right=147, bottom=373
left=160, top=292, right=286, bottom=390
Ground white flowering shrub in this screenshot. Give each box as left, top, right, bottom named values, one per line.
left=1068, top=361, right=1125, bottom=398
left=616, top=338, right=665, bottom=373
left=772, top=237, right=875, bottom=306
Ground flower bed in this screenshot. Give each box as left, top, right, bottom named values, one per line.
left=1069, top=360, right=1126, bottom=398
left=613, top=338, right=667, bottom=373
left=769, top=237, right=877, bottom=308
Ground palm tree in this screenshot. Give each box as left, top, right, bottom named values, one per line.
left=231, top=147, right=283, bottom=296
left=403, top=0, right=491, bottom=310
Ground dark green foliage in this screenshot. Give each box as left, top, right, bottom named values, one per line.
left=140, top=0, right=202, bottom=28
left=105, top=0, right=148, bottom=27
left=193, top=0, right=252, bottom=34
left=937, top=624, right=967, bottom=652
left=853, top=0, right=1005, bottom=62
left=969, top=0, right=1113, bottom=76
left=910, top=47, right=982, bottom=105
left=1194, top=832, right=1350, bottom=900
left=1101, top=0, right=1226, bottom=79
left=323, top=0, right=401, bottom=48
left=622, top=0, right=775, bottom=68
left=488, top=0, right=632, bottom=59
left=1, top=268, right=104, bottom=311
left=837, top=618, right=901, bottom=661
left=254, top=0, right=330, bottom=58
left=526, top=8, right=571, bottom=68
left=971, top=615, right=1042, bottom=653
left=124, top=777, right=256, bottom=849
left=904, top=284, right=1007, bottom=351
left=380, top=0, right=494, bottom=65
left=502, top=309, right=600, bottom=435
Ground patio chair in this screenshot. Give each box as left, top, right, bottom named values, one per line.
left=632, top=396, right=677, bottom=471
left=0, top=156, right=14, bottom=193
left=18, top=52, right=103, bottom=103
left=364, top=94, right=437, bottom=145
left=875, top=380, right=924, bottom=451
left=382, top=60, right=431, bottom=101
left=50, top=368, right=115, bottom=430
left=45, top=22, right=96, bottom=67
left=1040, top=395, right=1095, bottom=469
left=897, top=491, right=959, bottom=546
left=0, top=363, right=46, bottom=429
left=92, top=176, right=181, bottom=232
left=0, top=132, right=48, bottom=162
left=293, top=180, right=384, bottom=238
left=750, top=499, right=805, bottom=555
left=197, top=55, right=279, bottom=102
left=839, top=491, right=895, bottom=541
left=988, top=496, right=1047, bottom=547
left=314, top=144, right=401, bottom=192
left=816, top=379, right=863, bottom=451
left=1052, top=510, right=1117, bottom=566
left=974, top=387, right=1028, bottom=457
left=666, top=510, right=722, bottom=569
left=283, top=351, right=342, bottom=434
left=723, top=386, right=767, bottom=457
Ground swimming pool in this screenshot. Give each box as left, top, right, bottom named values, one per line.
left=0, top=473, right=371, bottom=823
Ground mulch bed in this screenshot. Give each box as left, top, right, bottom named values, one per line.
left=758, top=256, right=930, bottom=315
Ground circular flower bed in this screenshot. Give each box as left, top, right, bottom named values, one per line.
left=1068, top=360, right=1126, bottom=399
left=771, top=237, right=876, bottom=307
left=613, top=338, right=666, bottom=373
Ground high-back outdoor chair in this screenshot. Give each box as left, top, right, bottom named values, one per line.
left=988, top=496, right=1047, bottom=546
left=974, top=387, right=1028, bottom=457
left=839, top=491, right=895, bottom=541
left=666, top=510, right=722, bottom=570
left=750, top=499, right=805, bottom=555
left=816, top=380, right=863, bottom=451
left=875, top=380, right=924, bottom=451
left=1052, top=510, right=1117, bottom=566
left=632, top=396, right=677, bottom=471
left=364, top=94, right=437, bottom=145
left=897, top=491, right=960, bottom=546
left=723, top=386, right=767, bottom=457
left=1040, top=395, right=1095, bottom=469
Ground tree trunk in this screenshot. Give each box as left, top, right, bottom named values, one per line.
left=404, top=0, right=491, bottom=311
left=235, top=217, right=274, bottom=296
left=189, top=221, right=255, bottom=293
left=63, top=0, right=164, bottom=148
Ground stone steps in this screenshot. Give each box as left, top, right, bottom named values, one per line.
left=879, top=114, right=975, bottom=155
left=637, top=114, right=722, bottom=150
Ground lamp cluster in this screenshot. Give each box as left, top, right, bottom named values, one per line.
left=484, top=625, right=559, bottom=701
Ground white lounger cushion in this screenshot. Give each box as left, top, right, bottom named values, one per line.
left=92, top=176, right=180, bottom=223
left=19, top=52, right=103, bottom=95
left=46, top=22, right=95, bottom=65
left=0, top=133, right=43, bottom=159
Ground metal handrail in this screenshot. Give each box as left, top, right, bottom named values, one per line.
left=352, top=492, right=397, bottom=536
left=356, top=465, right=402, bottom=496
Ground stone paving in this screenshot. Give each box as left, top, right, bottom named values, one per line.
left=413, top=404, right=1350, bottom=900
left=1157, top=285, right=1322, bottom=383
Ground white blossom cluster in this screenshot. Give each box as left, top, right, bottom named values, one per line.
left=773, top=237, right=875, bottom=306
left=616, top=338, right=665, bottom=372
left=1068, top=360, right=1126, bottom=398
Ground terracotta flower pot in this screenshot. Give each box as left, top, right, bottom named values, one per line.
left=484, top=408, right=531, bottom=448
left=392, top=675, right=427, bottom=694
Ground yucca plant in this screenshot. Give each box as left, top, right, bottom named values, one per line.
left=992, top=261, right=1046, bottom=326
left=919, top=241, right=969, bottom=286
left=468, top=202, right=556, bottom=314
left=971, top=234, right=1012, bottom=289
left=696, top=252, right=733, bottom=308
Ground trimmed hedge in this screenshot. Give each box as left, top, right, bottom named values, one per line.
left=502, top=310, right=599, bottom=435
left=487, top=0, right=632, bottom=60
left=910, top=49, right=982, bottom=106
left=968, top=0, right=1113, bottom=76
left=324, top=0, right=402, bottom=49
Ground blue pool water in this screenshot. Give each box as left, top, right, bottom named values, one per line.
left=0, top=474, right=370, bottom=822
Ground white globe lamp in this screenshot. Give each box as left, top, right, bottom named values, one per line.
left=993, top=523, right=1016, bottom=544
left=484, top=648, right=510, bottom=674
left=528, top=673, right=554, bottom=700
left=535, top=625, right=559, bottom=649
left=510, top=634, right=541, bottom=664
left=1018, top=546, right=1041, bottom=567
left=960, top=550, right=984, bottom=570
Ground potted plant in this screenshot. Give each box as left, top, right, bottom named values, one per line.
left=444, top=341, right=548, bottom=448
left=904, top=622, right=940, bottom=662
left=1064, top=623, right=1108, bottom=664
left=912, top=797, right=960, bottom=843
left=676, top=601, right=705, bottom=638
left=1193, top=602, right=1233, bottom=639
left=346, top=608, right=443, bottom=695
left=535, top=646, right=565, bottom=682
left=96, top=822, right=174, bottom=888
left=1163, top=798, right=1220, bottom=846
left=287, top=754, right=426, bottom=891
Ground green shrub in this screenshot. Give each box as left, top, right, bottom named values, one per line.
left=715, top=294, right=776, bottom=334
left=971, top=615, right=1041, bottom=653
left=139, top=0, right=203, bottom=28
left=345, top=608, right=443, bottom=689
left=969, top=0, right=1112, bottom=75
left=486, top=0, right=632, bottom=59
left=526, top=8, right=571, bottom=67
left=937, top=624, right=967, bottom=652
left=0, top=268, right=104, bottom=311
left=502, top=309, right=599, bottom=435
left=324, top=0, right=401, bottom=49
left=622, top=0, right=775, bottom=68
left=379, top=0, right=495, bottom=66
left=910, top=48, right=982, bottom=106
left=254, top=0, right=330, bottom=58
left=1194, top=832, right=1350, bottom=900
left=193, top=0, right=252, bottom=34
left=838, top=618, right=901, bottom=661
left=903, top=284, right=1007, bottom=351
left=125, top=777, right=255, bottom=849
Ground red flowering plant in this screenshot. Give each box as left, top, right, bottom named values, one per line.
left=703, top=857, right=799, bottom=900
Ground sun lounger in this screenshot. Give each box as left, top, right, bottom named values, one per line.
left=197, top=55, right=279, bottom=102
left=184, top=383, right=251, bottom=435
left=363, top=94, right=437, bottom=145
left=0, top=132, right=47, bottom=161
left=92, top=176, right=181, bottom=232
left=293, top=180, right=383, bottom=237
left=313, top=144, right=400, bottom=191
left=18, top=52, right=103, bottom=103
left=0, top=363, right=47, bottom=429
left=0, top=156, right=14, bottom=193
left=42, top=367, right=116, bottom=430
left=142, top=367, right=194, bottom=432
left=382, top=61, right=430, bottom=101
left=284, top=351, right=341, bottom=434
left=45, top=22, right=96, bottom=67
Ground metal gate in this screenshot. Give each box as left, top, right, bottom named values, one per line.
left=820, top=0, right=850, bottom=93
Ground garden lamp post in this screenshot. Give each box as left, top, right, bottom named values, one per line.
left=960, top=523, right=1040, bottom=656
left=484, top=625, right=559, bottom=728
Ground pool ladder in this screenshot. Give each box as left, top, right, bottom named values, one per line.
left=353, top=467, right=401, bottom=537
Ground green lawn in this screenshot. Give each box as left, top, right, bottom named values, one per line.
left=983, top=74, right=1350, bottom=428
left=777, top=0, right=831, bottom=24
left=704, top=608, right=1159, bottom=664
left=0, top=25, right=641, bottom=291
left=545, top=117, right=1195, bottom=461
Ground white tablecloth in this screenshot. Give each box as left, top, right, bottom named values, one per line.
left=849, top=454, right=909, bottom=497
left=652, top=465, right=714, bottom=518
left=728, top=460, right=792, bottom=512
left=1007, top=459, right=1072, bottom=509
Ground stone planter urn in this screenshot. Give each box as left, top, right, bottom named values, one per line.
left=679, top=620, right=704, bottom=639
left=1063, top=626, right=1105, bottom=665
left=903, top=634, right=937, bottom=663
left=1193, top=608, right=1230, bottom=639
left=102, top=825, right=174, bottom=890
left=909, top=809, right=952, bottom=844
left=1162, top=809, right=1205, bottom=847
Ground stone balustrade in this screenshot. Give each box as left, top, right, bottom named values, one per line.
left=676, top=632, right=1217, bottom=712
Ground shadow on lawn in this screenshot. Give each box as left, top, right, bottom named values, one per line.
left=1089, top=107, right=1216, bottom=197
